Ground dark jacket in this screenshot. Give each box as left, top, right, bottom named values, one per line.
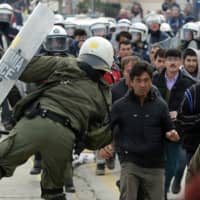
left=111, top=78, right=128, bottom=103
left=148, top=30, right=169, bottom=45
left=111, top=88, right=173, bottom=168
left=153, top=69, right=195, bottom=112
left=177, top=83, right=200, bottom=153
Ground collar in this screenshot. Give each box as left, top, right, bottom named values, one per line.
left=128, top=87, right=156, bottom=103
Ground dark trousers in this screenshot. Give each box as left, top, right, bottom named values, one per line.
left=120, top=161, right=164, bottom=200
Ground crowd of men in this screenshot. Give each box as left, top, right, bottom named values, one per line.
left=0, top=0, right=200, bottom=200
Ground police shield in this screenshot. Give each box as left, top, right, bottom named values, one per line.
left=0, top=3, right=54, bottom=105
left=153, top=36, right=181, bottom=49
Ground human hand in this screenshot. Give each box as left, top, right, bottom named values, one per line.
left=98, top=144, right=113, bottom=159
left=166, top=129, right=180, bottom=142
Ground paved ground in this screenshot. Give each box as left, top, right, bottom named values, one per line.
left=0, top=148, right=186, bottom=200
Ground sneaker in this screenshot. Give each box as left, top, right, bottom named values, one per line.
left=30, top=167, right=41, bottom=175
left=96, top=163, right=105, bottom=175
left=106, top=157, right=115, bottom=170
left=171, top=179, right=181, bottom=194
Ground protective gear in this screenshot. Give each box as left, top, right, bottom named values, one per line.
left=54, top=14, right=64, bottom=27
left=64, top=22, right=76, bottom=37
left=109, top=21, right=116, bottom=33
left=145, top=14, right=161, bottom=25
left=180, top=22, right=199, bottom=41
left=43, top=25, right=68, bottom=54
left=0, top=3, right=13, bottom=24
left=90, top=23, right=107, bottom=37
left=78, top=36, right=114, bottom=72
left=129, top=22, right=148, bottom=42
left=159, top=14, right=166, bottom=23
left=160, top=23, right=174, bottom=37
left=116, top=18, right=131, bottom=32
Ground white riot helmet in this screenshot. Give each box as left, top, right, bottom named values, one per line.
left=129, top=22, right=148, bottom=42
left=64, top=22, right=76, bottom=37
left=116, top=18, right=131, bottom=32
left=180, top=22, right=199, bottom=41
left=90, top=23, right=107, bottom=37
left=160, top=23, right=172, bottom=32
left=78, top=36, right=114, bottom=72
left=145, top=14, right=161, bottom=25
left=0, top=3, right=13, bottom=24
left=43, top=25, right=68, bottom=54
left=54, top=14, right=65, bottom=27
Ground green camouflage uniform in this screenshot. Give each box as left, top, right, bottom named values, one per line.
left=0, top=56, right=112, bottom=199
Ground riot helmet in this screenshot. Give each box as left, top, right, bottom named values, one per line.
left=129, top=22, right=148, bottom=42
left=78, top=36, right=114, bottom=72
left=90, top=23, right=107, bottom=37
left=0, top=3, right=13, bottom=24
left=43, top=25, right=68, bottom=54
left=180, top=22, right=199, bottom=41
left=116, top=18, right=131, bottom=32
left=54, top=13, right=65, bottom=27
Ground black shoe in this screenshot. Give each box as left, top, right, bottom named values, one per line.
left=65, top=184, right=76, bottom=193
left=171, top=179, right=181, bottom=194
left=30, top=167, right=41, bottom=175
left=106, top=157, right=115, bottom=170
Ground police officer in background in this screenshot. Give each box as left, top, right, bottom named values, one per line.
left=0, top=36, right=114, bottom=200
left=0, top=3, right=22, bottom=130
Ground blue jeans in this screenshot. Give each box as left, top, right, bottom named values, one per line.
left=165, top=141, right=182, bottom=193
left=172, top=146, right=187, bottom=187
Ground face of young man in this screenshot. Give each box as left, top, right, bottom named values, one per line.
left=154, top=56, right=166, bottom=72
left=118, top=44, right=133, bottom=58
left=184, top=55, right=198, bottom=74
left=165, top=56, right=181, bottom=75
left=123, top=61, right=134, bottom=86
left=130, top=72, right=152, bottom=98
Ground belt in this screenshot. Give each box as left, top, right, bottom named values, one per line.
left=38, top=108, right=79, bottom=135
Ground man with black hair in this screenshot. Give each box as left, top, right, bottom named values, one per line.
left=181, top=47, right=200, bottom=81
left=116, top=40, right=133, bottom=70
left=154, top=48, right=166, bottom=73
left=68, top=29, right=87, bottom=57
left=153, top=48, right=195, bottom=199
left=100, top=61, right=179, bottom=200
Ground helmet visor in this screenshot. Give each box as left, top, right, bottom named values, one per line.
left=0, top=13, right=11, bottom=23
left=91, top=28, right=107, bottom=37
left=77, top=54, right=112, bottom=72
left=130, top=31, right=141, bottom=42
left=44, top=36, right=68, bottom=52
left=181, top=29, right=194, bottom=41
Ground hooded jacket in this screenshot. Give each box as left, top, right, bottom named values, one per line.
left=181, top=47, right=200, bottom=82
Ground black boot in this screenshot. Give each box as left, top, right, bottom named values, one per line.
left=65, top=177, right=76, bottom=193
left=44, top=194, right=66, bottom=200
